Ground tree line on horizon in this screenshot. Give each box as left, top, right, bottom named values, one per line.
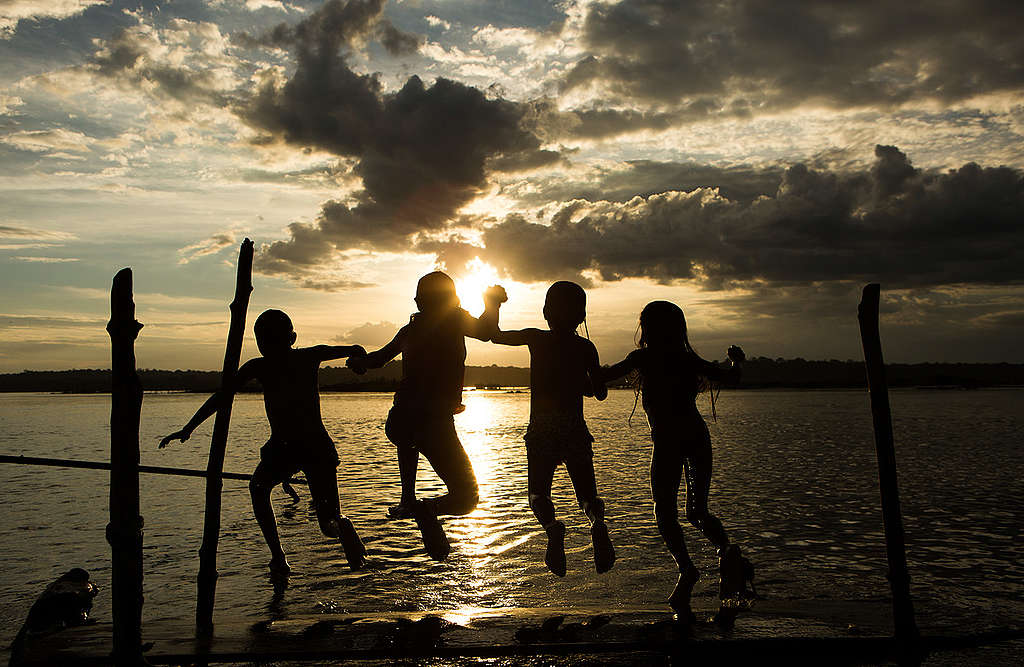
left=2, top=358, right=1023, bottom=394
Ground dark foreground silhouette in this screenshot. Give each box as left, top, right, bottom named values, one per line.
left=347, top=272, right=506, bottom=560
left=491, top=280, right=615, bottom=576
left=159, top=309, right=368, bottom=578
left=604, top=300, right=753, bottom=623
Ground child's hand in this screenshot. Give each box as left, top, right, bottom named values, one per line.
left=484, top=285, right=508, bottom=305
left=727, top=345, right=746, bottom=363
left=349, top=344, right=367, bottom=358
left=347, top=355, right=368, bottom=375
left=159, top=430, right=190, bottom=449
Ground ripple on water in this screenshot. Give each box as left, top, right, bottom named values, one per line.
left=0, top=389, right=1022, bottom=651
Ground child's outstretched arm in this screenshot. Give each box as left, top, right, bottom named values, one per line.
left=700, top=345, right=744, bottom=384
left=465, top=285, right=507, bottom=341
left=602, top=352, right=639, bottom=384
left=584, top=340, right=608, bottom=401
left=308, top=344, right=367, bottom=363
left=347, top=329, right=405, bottom=374
left=159, top=359, right=260, bottom=448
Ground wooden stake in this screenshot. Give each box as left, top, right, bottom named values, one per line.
left=196, top=239, right=254, bottom=635
left=858, top=284, right=920, bottom=664
left=106, top=268, right=146, bottom=665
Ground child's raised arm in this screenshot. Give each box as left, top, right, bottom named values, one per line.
left=158, top=358, right=260, bottom=448
left=464, top=285, right=507, bottom=341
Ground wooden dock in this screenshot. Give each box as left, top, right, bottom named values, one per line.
left=13, top=601, right=1022, bottom=665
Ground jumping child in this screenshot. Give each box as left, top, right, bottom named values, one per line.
left=347, top=272, right=505, bottom=560
left=490, top=281, right=615, bottom=576
left=604, top=300, right=747, bottom=621
left=159, top=309, right=368, bottom=577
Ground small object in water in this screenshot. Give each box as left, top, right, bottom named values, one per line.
left=336, top=516, right=367, bottom=570
left=544, top=521, right=567, bottom=577
left=23, top=568, right=99, bottom=633
left=413, top=501, right=450, bottom=561
left=590, top=520, right=616, bottom=573
left=11, top=568, right=100, bottom=664
left=669, top=565, right=700, bottom=619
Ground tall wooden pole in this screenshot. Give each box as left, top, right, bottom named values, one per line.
left=858, top=284, right=920, bottom=664
left=196, top=239, right=254, bottom=635
left=106, top=268, right=146, bottom=666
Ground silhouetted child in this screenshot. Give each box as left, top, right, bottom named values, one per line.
left=347, top=271, right=505, bottom=560
left=604, top=300, right=746, bottom=621
left=160, top=309, right=368, bottom=577
left=490, top=281, right=615, bottom=576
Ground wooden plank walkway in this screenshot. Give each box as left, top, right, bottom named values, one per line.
left=15, top=600, right=1022, bottom=665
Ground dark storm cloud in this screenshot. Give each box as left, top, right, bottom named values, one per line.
left=236, top=0, right=555, bottom=276
left=563, top=0, right=1024, bottom=111
left=436, top=146, right=1024, bottom=289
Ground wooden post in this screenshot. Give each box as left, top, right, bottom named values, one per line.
left=106, top=268, right=146, bottom=666
left=858, top=284, right=920, bottom=664
left=196, top=239, right=254, bottom=635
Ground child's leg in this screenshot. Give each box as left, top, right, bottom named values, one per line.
left=683, top=427, right=729, bottom=550
left=304, top=463, right=366, bottom=570
left=651, top=439, right=700, bottom=616
left=564, top=454, right=604, bottom=525
left=397, top=445, right=419, bottom=507
left=385, top=408, right=421, bottom=512
left=249, top=462, right=288, bottom=571
left=417, top=418, right=479, bottom=517
left=527, top=452, right=559, bottom=528
left=565, top=453, right=615, bottom=573
left=528, top=451, right=566, bottom=576
left=651, top=441, right=693, bottom=571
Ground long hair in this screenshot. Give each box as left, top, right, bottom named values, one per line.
left=629, top=300, right=720, bottom=423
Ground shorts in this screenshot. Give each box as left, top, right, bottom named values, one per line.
left=385, top=405, right=460, bottom=457
left=524, top=414, right=594, bottom=468
left=259, top=433, right=340, bottom=481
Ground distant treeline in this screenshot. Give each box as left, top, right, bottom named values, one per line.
left=2, top=358, right=1023, bottom=394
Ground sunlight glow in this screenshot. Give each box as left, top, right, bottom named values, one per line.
left=455, top=258, right=501, bottom=315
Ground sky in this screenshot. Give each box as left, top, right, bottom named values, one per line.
left=0, top=0, right=1022, bottom=372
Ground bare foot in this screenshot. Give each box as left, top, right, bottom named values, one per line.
left=669, top=566, right=699, bottom=619
left=336, top=516, right=367, bottom=570
left=590, top=521, right=615, bottom=573
left=544, top=521, right=566, bottom=577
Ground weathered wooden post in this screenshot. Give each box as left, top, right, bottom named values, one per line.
left=858, top=283, right=920, bottom=665
left=196, top=238, right=254, bottom=635
left=106, top=268, right=146, bottom=665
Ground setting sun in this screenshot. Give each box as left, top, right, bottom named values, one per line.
left=455, top=258, right=502, bottom=315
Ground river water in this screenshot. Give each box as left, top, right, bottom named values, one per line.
left=0, top=389, right=1021, bottom=664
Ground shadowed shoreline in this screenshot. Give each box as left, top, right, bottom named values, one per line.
left=2, top=359, right=1023, bottom=394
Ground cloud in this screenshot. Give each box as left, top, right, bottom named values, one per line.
left=0, top=129, right=97, bottom=154
left=0, top=313, right=105, bottom=328
left=561, top=0, right=1024, bottom=115
left=0, top=0, right=106, bottom=38
left=235, top=0, right=556, bottom=283
left=88, top=18, right=238, bottom=108
left=0, top=225, right=76, bottom=241
left=332, top=320, right=399, bottom=346
left=434, top=146, right=1024, bottom=290
left=177, top=230, right=238, bottom=264
left=13, top=256, right=79, bottom=263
